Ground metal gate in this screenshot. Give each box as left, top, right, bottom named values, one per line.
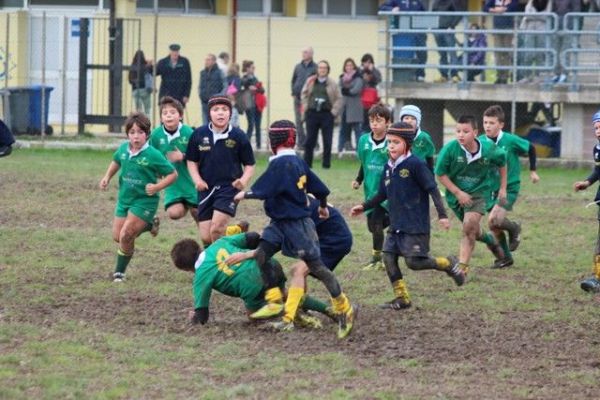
left=77, top=17, right=141, bottom=133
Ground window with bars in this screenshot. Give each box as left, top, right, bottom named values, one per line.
left=237, top=0, right=283, bottom=14
left=136, top=0, right=214, bottom=13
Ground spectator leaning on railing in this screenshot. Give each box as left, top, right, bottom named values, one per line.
left=432, top=0, right=467, bottom=83
left=484, top=0, right=521, bottom=84
left=518, top=0, right=553, bottom=83
left=552, top=0, right=582, bottom=83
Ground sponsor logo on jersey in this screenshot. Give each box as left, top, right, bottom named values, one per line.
left=198, top=145, right=211, bottom=151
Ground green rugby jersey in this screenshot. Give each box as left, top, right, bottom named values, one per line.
left=193, top=234, right=264, bottom=310
left=356, top=133, right=389, bottom=214
left=113, top=141, right=175, bottom=205
left=479, top=131, right=530, bottom=191
left=412, top=129, right=436, bottom=161
left=435, top=138, right=506, bottom=204
left=150, top=124, right=197, bottom=204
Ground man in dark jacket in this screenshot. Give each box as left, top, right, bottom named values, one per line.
left=0, top=119, right=15, bottom=157
left=199, top=53, right=227, bottom=125
left=291, top=47, right=317, bottom=150
left=432, top=0, right=467, bottom=82
left=156, top=44, right=192, bottom=108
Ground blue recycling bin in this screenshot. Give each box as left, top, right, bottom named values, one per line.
left=6, top=85, right=54, bottom=135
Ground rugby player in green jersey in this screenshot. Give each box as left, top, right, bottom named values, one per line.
left=100, top=112, right=178, bottom=282
left=399, top=104, right=436, bottom=170
left=435, top=115, right=507, bottom=281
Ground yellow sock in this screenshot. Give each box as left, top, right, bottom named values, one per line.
left=225, top=224, right=242, bottom=236
left=282, top=287, right=304, bottom=323
left=331, top=293, right=350, bottom=314
left=392, top=279, right=410, bottom=302
left=459, top=262, right=469, bottom=275
left=435, top=256, right=450, bottom=270
left=265, top=287, right=283, bottom=304
left=594, top=255, right=600, bottom=279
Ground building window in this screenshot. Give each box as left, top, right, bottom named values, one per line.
left=29, top=0, right=99, bottom=4
left=307, top=0, right=378, bottom=17
left=0, top=0, right=24, bottom=7
left=237, top=0, right=284, bottom=15
left=136, top=0, right=213, bottom=13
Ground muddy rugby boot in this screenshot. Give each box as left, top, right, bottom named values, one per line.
left=294, top=312, right=323, bottom=329
left=507, top=221, right=522, bottom=252
left=250, top=302, right=284, bottom=320
left=112, top=272, right=126, bottom=282
left=378, top=297, right=412, bottom=310
left=491, top=257, right=514, bottom=269
left=150, top=216, right=160, bottom=237
left=580, top=277, right=600, bottom=293
left=270, top=320, right=295, bottom=332
left=446, top=255, right=465, bottom=286
left=337, top=303, right=358, bottom=339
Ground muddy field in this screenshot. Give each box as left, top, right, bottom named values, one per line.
left=2, top=149, right=600, bottom=399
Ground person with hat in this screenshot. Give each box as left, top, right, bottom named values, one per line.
left=185, top=95, right=255, bottom=247
left=156, top=44, right=192, bottom=107
left=351, top=122, right=463, bottom=310
left=435, top=115, right=508, bottom=283
left=399, top=104, right=436, bottom=171
left=574, top=110, right=600, bottom=293
left=233, top=120, right=357, bottom=339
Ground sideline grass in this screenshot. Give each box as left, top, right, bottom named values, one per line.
left=1, top=149, right=600, bottom=399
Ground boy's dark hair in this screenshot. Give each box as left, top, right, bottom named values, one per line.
left=361, top=53, right=374, bottom=64
left=483, top=105, right=505, bottom=123
left=125, top=112, right=151, bottom=136
left=159, top=96, right=184, bottom=117
left=457, top=115, right=478, bottom=130
left=171, top=239, right=201, bottom=272
left=368, top=104, right=391, bottom=122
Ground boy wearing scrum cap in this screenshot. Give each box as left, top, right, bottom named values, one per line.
left=351, top=122, right=463, bottom=310
left=399, top=104, right=436, bottom=171
left=186, top=95, right=255, bottom=246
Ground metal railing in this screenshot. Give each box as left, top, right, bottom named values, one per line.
left=377, top=11, right=600, bottom=88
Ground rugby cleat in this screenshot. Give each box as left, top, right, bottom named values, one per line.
left=225, top=220, right=250, bottom=236
left=508, top=221, right=522, bottom=252
left=446, top=255, right=465, bottom=286
left=270, top=320, right=295, bottom=332
left=580, top=277, right=600, bottom=293
left=491, top=257, right=514, bottom=269
left=378, top=297, right=412, bottom=310
left=362, top=257, right=383, bottom=271
left=150, top=216, right=160, bottom=237
left=323, top=307, right=338, bottom=323
left=337, top=303, right=358, bottom=339
left=249, top=303, right=283, bottom=320
left=294, top=312, right=323, bottom=329
left=112, top=272, right=126, bottom=282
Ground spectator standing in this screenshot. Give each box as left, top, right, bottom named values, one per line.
left=240, top=60, right=265, bottom=149
left=338, top=58, right=364, bottom=153
left=291, top=47, right=317, bottom=150
left=519, top=0, right=553, bottom=83
left=226, top=63, right=242, bottom=128
left=432, top=0, right=467, bottom=82
left=379, top=0, right=427, bottom=82
left=128, top=50, right=153, bottom=115
left=156, top=44, right=192, bottom=107
left=217, top=51, right=230, bottom=77
left=461, top=23, right=488, bottom=81
left=484, top=0, right=521, bottom=84
left=552, top=0, right=581, bottom=83
left=199, top=53, right=227, bottom=126
left=301, top=60, right=342, bottom=169
left=359, top=53, right=382, bottom=132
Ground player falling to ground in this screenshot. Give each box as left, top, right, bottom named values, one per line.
left=171, top=232, right=333, bottom=328
left=435, top=115, right=507, bottom=280
left=234, top=120, right=356, bottom=339
left=186, top=95, right=255, bottom=247
left=149, top=96, right=198, bottom=222
left=575, top=110, right=600, bottom=293
left=99, top=112, right=178, bottom=282
left=480, top=105, right=540, bottom=269
left=352, top=104, right=391, bottom=271
left=351, top=122, right=464, bottom=310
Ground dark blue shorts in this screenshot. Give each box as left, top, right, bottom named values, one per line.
left=383, top=231, right=430, bottom=257
left=197, top=185, right=239, bottom=222
left=261, top=218, right=321, bottom=262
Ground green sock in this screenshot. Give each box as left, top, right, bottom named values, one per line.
left=115, top=248, right=132, bottom=274
left=302, top=295, right=328, bottom=314
left=497, top=232, right=512, bottom=259
left=478, top=231, right=496, bottom=246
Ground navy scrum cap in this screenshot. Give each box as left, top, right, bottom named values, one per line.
left=169, top=43, right=181, bottom=51
left=387, top=121, right=416, bottom=145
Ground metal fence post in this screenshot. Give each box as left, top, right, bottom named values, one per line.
left=41, top=12, right=46, bottom=140
left=61, top=16, right=68, bottom=135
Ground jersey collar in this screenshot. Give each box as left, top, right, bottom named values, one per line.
left=269, top=148, right=296, bottom=162
left=388, top=151, right=412, bottom=169
left=127, top=141, right=149, bottom=158
left=209, top=123, right=232, bottom=143
left=163, top=122, right=182, bottom=143
left=415, top=129, right=422, bottom=139
left=460, top=138, right=482, bottom=164
left=368, top=134, right=387, bottom=150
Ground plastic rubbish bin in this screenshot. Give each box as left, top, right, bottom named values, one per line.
left=5, top=85, right=54, bottom=135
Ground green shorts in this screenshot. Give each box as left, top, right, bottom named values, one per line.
left=115, top=199, right=158, bottom=225
left=449, top=196, right=487, bottom=222
left=164, top=187, right=198, bottom=210
left=490, top=184, right=520, bottom=211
